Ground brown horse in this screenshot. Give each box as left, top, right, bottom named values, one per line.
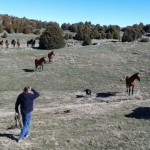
left=17, top=39, right=20, bottom=48
left=48, top=51, right=55, bottom=62
left=35, top=57, right=46, bottom=71
left=125, top=73, right=140, bottom=95
left=5, top=40, right=9, bottom=48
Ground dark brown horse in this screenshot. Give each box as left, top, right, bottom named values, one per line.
left=35, top=57, right=46, bottom=71
left=11, top=39, right=16, bottom=47
left=27, top=39, right=35, bottom=47
left=125, top=73, right=140, bottom=95
left=48, top=51, right=55, bottom=62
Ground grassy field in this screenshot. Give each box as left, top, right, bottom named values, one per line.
left=0, top=35, right=150, bottom=150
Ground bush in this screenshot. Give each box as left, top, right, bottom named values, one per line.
left=34, top=29, right=40, bottom=35
left=1, top=32, right=7, bottom=38
left=39, top=23, right=65, bottom=49
left=64, top=33, right=69, bottom=40
left=69, top=34, right=73, bottom=39
left=82, top=35, right=91, bottom=46
left=5, top=25, right=14, bottom=33
left=122, top=27, right=143, bottom=42
left=140, top=38, right=149, bottom=42
left=0, top=25, right=3, bottom=33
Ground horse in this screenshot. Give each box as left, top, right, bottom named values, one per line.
left=0, top=40, right=3, bottom=46
left=5, top=40, right=9, bottom=48
left=48, top=51, right=55, bottom=62
left=125, top=73, right=140, bottom=95
left=27, top=39, right=35, bottom=47
left=35, top=57, right=46, bottom=71
left=17, top=39, right=20, bottom=48
left=11, top=39, right=16, bottom=47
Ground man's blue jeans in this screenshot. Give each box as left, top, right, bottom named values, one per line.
left=19, top=112, right=32, bottom=139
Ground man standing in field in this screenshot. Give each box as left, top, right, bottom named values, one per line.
left=15, top=87, right=40, bottom=143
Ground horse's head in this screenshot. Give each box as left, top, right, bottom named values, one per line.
left=52, top=51, right=55, bottom=56
left=42, top=57, right=46, bottom=63
left=135, top=73, right=140, bottom=81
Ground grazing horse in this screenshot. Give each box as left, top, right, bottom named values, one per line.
left=48, top=51, right=55, bottom=62
left=11, top=39, right=16, bottom=47
left=5, top=40, right=9, bottom=48
left=27, top=39, right=35, bottom=47
left=0, top=40, right=3, bottom=46
left=35, top=57, right=46, bottom=71
left=17, top=39, right=20, bottom=48
left=125, top=73, right=140, bottom=95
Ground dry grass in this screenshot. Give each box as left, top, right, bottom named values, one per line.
left=0, top=35, right=150, bottom=149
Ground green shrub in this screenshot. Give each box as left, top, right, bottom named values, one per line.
left=69, top=34, right=73, bottom=39
left=39, top=23, right=65, bottom=49
left=34, top=29, right=40, bottom=35
left=64, top=33, right=69, bottom=40
left=82, top=35, right=91, bottom=46
left=1, top=32, right=7, bottom=38
left=0, top=25, right=3, bottom=33
left=140, top=38, right=149, bottom=42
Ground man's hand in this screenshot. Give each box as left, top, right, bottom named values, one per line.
left=28, top=87, right=32, bottom=91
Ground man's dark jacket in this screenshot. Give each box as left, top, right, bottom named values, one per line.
left=15, top=89, right=40, bottom=114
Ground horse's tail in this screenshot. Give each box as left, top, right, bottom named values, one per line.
left=125, top=75, right=130, bottom=86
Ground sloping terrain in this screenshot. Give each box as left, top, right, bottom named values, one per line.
left=0, top=36, right=150, bottom=149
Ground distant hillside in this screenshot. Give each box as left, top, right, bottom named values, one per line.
left=0, top=14, right=51, bottom=34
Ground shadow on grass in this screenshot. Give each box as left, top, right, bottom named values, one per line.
left=125, top=107, right=150, bottom=119
left=76, top=95, right=85, bottom=98
left=22, top=69, right=35, bottom=72
left=32, top=46, right=49, bottom=50
left=96, top=92, right=118, bottom=98
left=0, top=133, right=18, bottom=142
left=145, top=34, right=150, bottom=37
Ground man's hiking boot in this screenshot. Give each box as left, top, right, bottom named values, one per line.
left=18, top=138, right=24, bottom=143
left=25, top=134, right=30, bottom=138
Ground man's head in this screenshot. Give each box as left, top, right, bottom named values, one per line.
left=23, top=87, right=31, bottom=93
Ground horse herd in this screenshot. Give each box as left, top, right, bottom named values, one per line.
left=35, top=52, right=140, bottom=96
left=0, top=39, right=36, bottom=48
left=0, top=39, right=141, bottom=95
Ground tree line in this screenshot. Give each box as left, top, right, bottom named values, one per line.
left=0, top=14, right=49, bottom=34
left=0, top=14, right=150, bottom=50
left=61, top=22, right=150, bottom=43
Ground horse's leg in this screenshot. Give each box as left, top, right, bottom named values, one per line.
left=35, top=63, right=38, bottom=71
left=42, top=65, right=43, bottom=70
left=126, top=86, right=128, bottom=93
left=129, top=87, right=131, bottom=95
left=132, top=86, right=134, bottom=95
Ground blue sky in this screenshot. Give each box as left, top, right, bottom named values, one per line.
left=0, top=0, right=149, bottom=27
